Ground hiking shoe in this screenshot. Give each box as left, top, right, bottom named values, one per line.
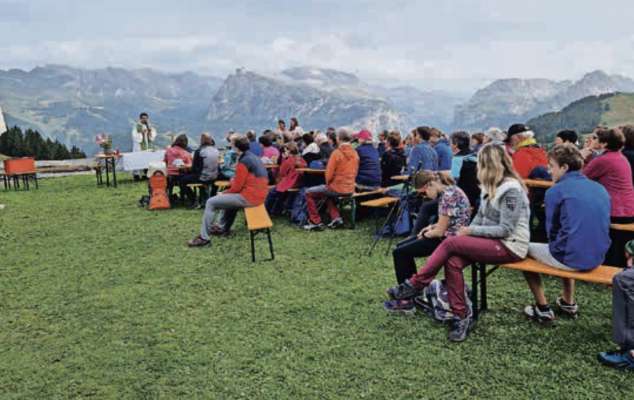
left=448, top=315, right=475, bottom=342
left=208, top=225, right=229, bottom=236
left=556, top=297, right=579, bottom=319
left=383, top=299, right=416, bottom=315
left=327, top=217, right=344, bottom=229
left=303, top=222, right=325, bottom=231
left=524, top=304, right=555, bottom=324
left=187, top=236, right=210, bottom=247
left=386, top=279, right=422, bottom=300
left=598, top=349, right=634, bottom=369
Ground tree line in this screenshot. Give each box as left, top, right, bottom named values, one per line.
left=0, top=126, right=86, bottom=160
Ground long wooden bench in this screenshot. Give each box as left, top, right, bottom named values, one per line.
left=244, top=204, right=274, bottom=262
left=470, top=258, right=622, bottom=319
left=332, top=187, right=388, bottom=229
left=215, top=180, right=230, bottom=192
left=611, top=223, right=634, bottom=232
left=360, top=196, right=399, bottom=208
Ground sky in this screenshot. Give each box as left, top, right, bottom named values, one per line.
left=1, top=0, right=634, bottom=92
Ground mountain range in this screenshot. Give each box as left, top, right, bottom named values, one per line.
left=1, top=64, right=634, bottom=155
left=455, top=70, right=634, bottom=130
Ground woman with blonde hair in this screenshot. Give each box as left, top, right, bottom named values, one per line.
left=385, top=144, right=530, bottom=342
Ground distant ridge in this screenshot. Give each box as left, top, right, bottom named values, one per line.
left=527, top=92, right=634, bottom=142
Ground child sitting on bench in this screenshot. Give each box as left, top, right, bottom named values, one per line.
left=523, top=144, right=611, bottom=323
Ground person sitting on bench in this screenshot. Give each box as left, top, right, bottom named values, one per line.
left=389, top=170, right=471, bottom=286
left=523, top=144, right=611, bottom=323
left=598, top=240, right=634, bottom=370
left=303, top=128, right=359, bottom=231
left=385, top=144, right=530, bottom=342
left=188, top=136, right=269, bottom=247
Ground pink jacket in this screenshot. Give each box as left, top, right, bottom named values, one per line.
left=164, top=146, right=192, bottom=176
left=583, top=150, right=634, bottom=217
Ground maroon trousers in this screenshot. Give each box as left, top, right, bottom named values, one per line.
left=409, top=236, right=522, bottom=318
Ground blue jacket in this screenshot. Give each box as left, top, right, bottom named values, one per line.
left=355, top=143, right=381, bottom=187
left=434, top=139, right=453, bottom=171
left=546, top=171, right=611, bottom=270
left=249, top=140, right=263, bottom=157
left=407, top=142, right=438, bottom=174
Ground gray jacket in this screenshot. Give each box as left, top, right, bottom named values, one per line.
left=198, top=145, right=219, bottom=182
left=469, top=178, right=530, bottom=258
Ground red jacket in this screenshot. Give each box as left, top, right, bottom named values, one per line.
left=275, top=155, right=306, bottom=192
left=225, top=151, right=269, bottom=205
left=512, top=145, right=547, bottom=179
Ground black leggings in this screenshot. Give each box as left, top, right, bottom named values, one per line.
left=412, top=198, right=439, bottom=237
left=392, top=235, right=443, bottom=284
left=607, top=216, right=634, bottom=268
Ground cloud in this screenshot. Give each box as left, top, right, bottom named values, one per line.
left=1, top=1, right=634, bottom=92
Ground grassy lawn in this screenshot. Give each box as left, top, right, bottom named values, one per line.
left=1, top=174, right=630, bottom=399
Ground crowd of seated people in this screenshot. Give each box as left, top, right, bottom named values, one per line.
left=153, top=118, right=634, bottom=359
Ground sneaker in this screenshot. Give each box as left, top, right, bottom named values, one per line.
left=598, top=349, right=634, bottom=369
left=524, top=304, right=555, bottom=324
left=386, top=279, right=422, bottom=300
left=383, top=299, right=416, bottom=315
left=303, top=222, right=325, bottom=231
left=208, top=225, right=229, bottom=236
left=448, top=315, right=475, bottom=342
left=556, top=297, right=579, bottom=319
left=327, top=217, right=344, bottom=229
left=187, top=236, right=210, bottom=247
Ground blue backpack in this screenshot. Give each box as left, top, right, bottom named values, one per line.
left=290, top=188, right=309, bottom=226
left=378, top=188, right=411, bottom=237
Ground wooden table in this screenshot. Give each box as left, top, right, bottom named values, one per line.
left=296, top=168, right=325, bottom=174
left=95, top=154, right=120, bottom=188
left=265, top=164, right=279, bottom=170
left=390, top=175, right=410, bottom=182
left=523, top=179, right=554, bottom=189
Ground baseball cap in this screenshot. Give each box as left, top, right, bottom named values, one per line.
left=506, top=123, right=531, bottom=142
left=355, top=130, right=373, bottom=141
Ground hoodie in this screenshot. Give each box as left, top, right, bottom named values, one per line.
left=512, top=143, right=547, bottom=179
left=325, top=143, right=359, bottom=194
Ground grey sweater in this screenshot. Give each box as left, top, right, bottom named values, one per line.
left=469, top=178, right=530, bottom=258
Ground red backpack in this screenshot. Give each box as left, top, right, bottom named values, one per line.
left=148, top=172, right=170, bottom=210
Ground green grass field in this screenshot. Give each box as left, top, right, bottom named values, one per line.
left=1, top=174, right=631, bottom=399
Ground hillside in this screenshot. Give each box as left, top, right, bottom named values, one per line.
left=455, top=71, right=634, bottom=131
left=0, top=65, right=223, bottom=154
left=527, top=92, right=634, bottom=142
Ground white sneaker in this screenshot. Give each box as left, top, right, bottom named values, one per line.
left=327, top=217, right=344, bottom=229
left=556, top=297, right=579, bottom=319
left=524, top=304, right=555, bottom=324
left=303, top=222, right=325, bottom=231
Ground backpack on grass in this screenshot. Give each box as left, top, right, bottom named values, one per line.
left=148, top=171, right=170, bottom=210
left=414, top=279, right=472, bottom=322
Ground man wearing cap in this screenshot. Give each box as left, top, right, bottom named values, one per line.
left=355, top=129, right=381, bottom=190
left=506, top=123, right=548, bottom=179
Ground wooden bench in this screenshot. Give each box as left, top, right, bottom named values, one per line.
left=611, top=223, right=634, bottom=232
left=215, top=180, right=230, bottom=192
left=360, top=196, right=399, bottom=208
left=470, top=258, right=621, bottom=319
left=244, top=204, right=275, bottom=262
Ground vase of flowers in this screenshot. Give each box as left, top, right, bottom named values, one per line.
left=95, top=133, right=113, bottom=155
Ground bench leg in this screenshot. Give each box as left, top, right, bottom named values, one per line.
left=479, top=262, right=488, bottom=311
left=33, top=174, right=39, bottom=189
left=266, top=228, right=275, bottom=261
left=350, top=199, right=356, bottom=229
left=250, top=231, right=256, bottom=263
left=471, top=263, right=479, bottom=320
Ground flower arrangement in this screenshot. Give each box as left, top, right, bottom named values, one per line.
left=95, top=133, right=113, bottom=154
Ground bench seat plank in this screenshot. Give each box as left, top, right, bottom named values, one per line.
left=501, top=259, right=621, bottom=285
left=610, top=223, right=634, bottom=232
left=360, top=197, right=399, bottom=208
left=245, top=204, right=273, bottom=231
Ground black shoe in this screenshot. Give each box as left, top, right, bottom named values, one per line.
left=386, top=279, right=422, bottom=300
left=448, top=315, right=475, bottom=342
